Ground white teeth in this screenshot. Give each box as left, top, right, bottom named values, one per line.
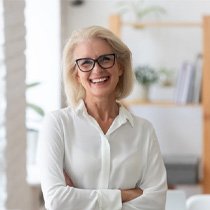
left=91, top=77, right=108, bottom=83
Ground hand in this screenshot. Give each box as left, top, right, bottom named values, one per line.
left=63, top=170, right=74, bottom=187
left=121, top=188, right=143, bottom=203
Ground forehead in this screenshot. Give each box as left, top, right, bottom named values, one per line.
left=73, top=38, right=113, bottom=58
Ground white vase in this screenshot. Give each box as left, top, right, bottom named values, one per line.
left=140, top=85, right=150, bottom=101
left=128, top=82, right=150, bottom=101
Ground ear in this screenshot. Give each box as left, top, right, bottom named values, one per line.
left=118, top=65, right=124, bottom=77
left=119, top=68, right=123, bottom=76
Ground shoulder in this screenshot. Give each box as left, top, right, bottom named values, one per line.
left=120, top=104, right=151, bottom=127
left=130, top=112, right=157, bottom=141
left=131, top=112, right=154, bottom=130
left=43, top=106, right=75, bottom=127
left=130, top=114, right=160, bottom=152
left=120, top=104, right=155, bottom=137
left=49, top=106, right=73, bottom=118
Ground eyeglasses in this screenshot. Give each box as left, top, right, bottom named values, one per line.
left=75, top=53, right=116, bottom=72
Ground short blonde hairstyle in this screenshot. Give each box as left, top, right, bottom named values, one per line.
left=62, top=25, right=134, bottom=107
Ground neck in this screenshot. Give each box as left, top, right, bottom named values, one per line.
left=84, top=97, right=119, bottom=133
left=84, top=97, right=119, bottom=120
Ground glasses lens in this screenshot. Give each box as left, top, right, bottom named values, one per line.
left=98, top=54, right=115, bottom=69
left=76, top=58, right=94, bottom=72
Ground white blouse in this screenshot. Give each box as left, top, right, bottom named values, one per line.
left=37, top=100, right=167, bottom=210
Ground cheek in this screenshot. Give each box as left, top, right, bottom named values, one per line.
left=76, top=71, right=88, bottom=86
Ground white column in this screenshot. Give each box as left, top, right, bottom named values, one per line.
left=0, top=1, right=7, bottom=208
left=2, top=0, right=30, bottom=209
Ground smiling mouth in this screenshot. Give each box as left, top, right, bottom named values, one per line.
left=90, top=76, right=109, bottom=84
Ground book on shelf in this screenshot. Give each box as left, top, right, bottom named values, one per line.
left=174, top=54, right=203, bottom=104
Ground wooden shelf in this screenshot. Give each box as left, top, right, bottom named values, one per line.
left=110, top=14, right=210, bottom=193
left=109, top=15, right=202, bottom=36
left=202, top=16, right=210, bottom=193
left=122, top=99, right=201, bottom=108
left=124, top=21, right=202, bottom=29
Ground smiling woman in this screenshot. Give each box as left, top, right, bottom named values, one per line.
left=73, top=38, right=124, bottom=109
left=37, top=25, right=167, bottom=210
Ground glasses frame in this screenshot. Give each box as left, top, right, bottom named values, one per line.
left=75, top=53, right=116, bottom=72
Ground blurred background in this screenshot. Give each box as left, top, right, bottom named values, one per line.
left=1, top=0, right=210, bottom=209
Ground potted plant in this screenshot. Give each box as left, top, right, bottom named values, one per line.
left=158, top=67, right=175, bottom=87
left=134, top=65, right=159, bottom=101
left=27, top=82, right=45, bottom=118
left=116, top=0, right=166, bottom=23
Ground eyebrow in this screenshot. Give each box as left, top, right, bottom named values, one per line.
left=76, top=53, right=114, bottom=60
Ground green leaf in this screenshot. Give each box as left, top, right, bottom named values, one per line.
left=27, top=103, right=45, bottom=117
left=26, top=82, right=41, bottom=89
left=135, top=65, right=159, bottom=86
left=115, top=0, right=166, bottom=20
left=137, top=6, right=167, bottom=19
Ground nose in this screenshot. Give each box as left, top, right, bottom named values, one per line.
left=92, top=61, right=103, bottom=72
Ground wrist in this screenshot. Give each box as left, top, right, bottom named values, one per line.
left=121, top=189, right=130, bottom=203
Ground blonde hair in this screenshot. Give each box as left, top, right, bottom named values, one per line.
left=62, top=25, right=134, bottom=107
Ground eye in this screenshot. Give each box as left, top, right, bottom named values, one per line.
left=99, top=54, right=113, bottom=63
left=79, top=59, right=93, bottom=67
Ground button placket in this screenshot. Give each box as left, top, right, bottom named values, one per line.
left=99, top=134, right=110, bottom=189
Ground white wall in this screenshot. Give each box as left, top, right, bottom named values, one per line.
left=25, top=2, right=62, bottom=208
left=25, top=0, right=61, bottom=129
left=130, top=105, right=203, bottom=157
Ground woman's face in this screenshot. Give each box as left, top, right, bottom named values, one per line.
left=74, top=38, right=123, bottom=100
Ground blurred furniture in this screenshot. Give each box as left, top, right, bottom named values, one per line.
left=165, top=190, right=186, bottom=210
left=164, top=155, right=199, bottom=185
left=186, top=194, right=210, bottom=210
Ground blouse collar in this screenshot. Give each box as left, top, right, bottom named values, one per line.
left=74, top=99, right=134, bottom=128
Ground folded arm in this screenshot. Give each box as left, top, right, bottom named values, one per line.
left=122, top=128, right=167, bottom=210
left=64, top=170, right=143, bottom=204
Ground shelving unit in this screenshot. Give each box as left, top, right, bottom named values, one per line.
left=109, top=14, right=210, bottom=193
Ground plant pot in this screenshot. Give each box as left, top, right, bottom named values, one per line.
left=140, top=85, right=150, bottom=101
left=128, top=82, right=150, bottom=101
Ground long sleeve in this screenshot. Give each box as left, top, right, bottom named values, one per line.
left=37, top=113, right=122, bottom=210
left=37, top=104, right=167, bottom=210
left=122, top=128, right=167, bottom=210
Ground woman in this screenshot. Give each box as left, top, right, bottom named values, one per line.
left=38, top=25, right=167, bottom=210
